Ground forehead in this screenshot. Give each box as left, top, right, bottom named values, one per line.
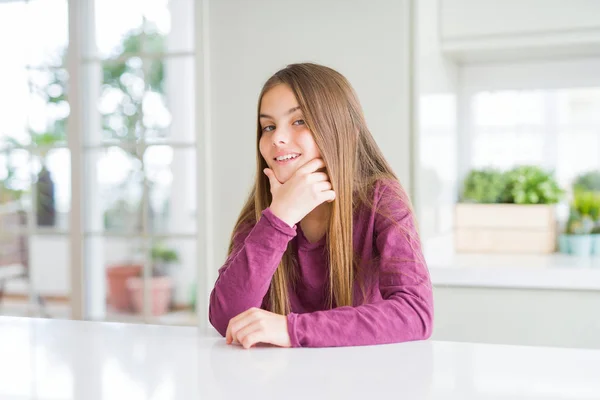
left=260, top=84, right=299, bottom=113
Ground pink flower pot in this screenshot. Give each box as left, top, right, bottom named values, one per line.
left=106, top=264, right=143, bottom=312
left=126, top=276, right=173, bottom=316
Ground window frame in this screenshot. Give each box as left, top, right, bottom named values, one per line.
left=65, top=0, right=210, bottom=327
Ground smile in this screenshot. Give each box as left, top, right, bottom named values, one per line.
left=274, top=153, right=301, bottom=162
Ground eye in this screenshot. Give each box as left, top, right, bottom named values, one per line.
left=262, top=125, right=275, bottom=133
left=293, top=119, right=305, bottom=126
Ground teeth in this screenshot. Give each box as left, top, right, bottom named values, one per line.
left=276, top=154, right=300, bottom=161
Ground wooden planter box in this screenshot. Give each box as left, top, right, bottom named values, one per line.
left=454, top=204, right=557, bottom=254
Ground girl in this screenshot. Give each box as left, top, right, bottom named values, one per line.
left=209, top=63, right=433, bottom=348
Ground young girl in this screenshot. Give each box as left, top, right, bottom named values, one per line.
left=209, top=63, right=433, bottom=348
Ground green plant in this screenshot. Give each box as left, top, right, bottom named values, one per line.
left=501, top=165, right=564, bottom=204
left=572, top=190, right=600, bottom=218
left=0, top=158, right=26, bottom=203
left=572, top=190, right=600, bottom=235
left=1, top=130, right=64, bottom=216
left=567, top=211, right=595, bottom=235
left=460, top=168, right=506, bottom=203
left=591, top=196, right=600, bottom=223
left=151, top=245, right=179, bottom=264
left=150, top=244, right=179, bottom=276
left=573, top=170, right=600, bottom=192
left=1, top=140, right=27, bottom=204
left=567, top=188, right=600, bottom=234
left=0, top=186, right=23, bottom=203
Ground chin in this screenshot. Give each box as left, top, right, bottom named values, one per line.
left=266, top=165, right=291, bottom=184
left=274, top=172, right=291, bottom=183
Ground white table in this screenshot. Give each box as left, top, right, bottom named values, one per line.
left=1, top=317, right=600, bottom=400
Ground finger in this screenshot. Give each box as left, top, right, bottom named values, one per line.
left=228, top=309, right=262, bottom=343
left=314, top=181, right=333, bottom=192
left=226, top=308, right=255, bottom=344
left=308, top=172, right=329, bottom=183
left=235, top=320, right=263, bottom=346
left=242, top=330, right=264, bottom=349
left=297, top=158, right=326, bottom=175
left=226, top=319, right=235, bottom=344
left=321, top=190, right=336, bottom=203
left=226, top=318, right=244, bottom=344
left=263, top=168, right=281, bottom=189
left=226, top=323, right=232, bottom=344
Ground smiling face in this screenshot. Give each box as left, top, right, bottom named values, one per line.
left=258, top=84, right=321, bottom=183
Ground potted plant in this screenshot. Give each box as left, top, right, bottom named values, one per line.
left=107, top=264, right=144, bottom=312
left=580, top=181, right=600, bottom=256
left=585, top=190, right=600, bottom=256
left=560, top=190, right=600, bottom=256
left=500, top=166, right=564, bottom=205
left=455, top=165, right=564, bottom=253
left=564, top=211, right=594, bottom=256
left=460, top=168, right=506, bottom=204
left=126, top=243, right=180, bottom=316
left=106, top=240, right=144, bottom=312
left=592, top=222, right=600, bottom=256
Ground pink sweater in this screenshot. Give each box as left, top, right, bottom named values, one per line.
left=209, top=181, right=434, bottom=347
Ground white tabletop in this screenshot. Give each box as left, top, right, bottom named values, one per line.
left=2, top=317, right=600, bottom=400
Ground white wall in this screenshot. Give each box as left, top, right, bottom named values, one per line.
left=439, top=0, right=600, bottom=63
left=432, top=287, right=600, bottom=349
left=207, top=0, right=414, bottom=274
left=460, top=57, right=600, bottom=92
left=414, top=0, right=458, bottom=242
left=440, top=0, right=600, bottom=39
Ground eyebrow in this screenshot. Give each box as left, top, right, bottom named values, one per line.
left=259, top=106, right=302, bottom=120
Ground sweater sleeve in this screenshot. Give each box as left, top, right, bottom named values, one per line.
left=286, top=182, right=434, bottom=348
left=209, top=208, right=297, bottom=336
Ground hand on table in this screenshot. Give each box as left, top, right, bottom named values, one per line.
left=226, top=307, right=291, bottom=349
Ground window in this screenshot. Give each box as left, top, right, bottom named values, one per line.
left=469, top=88, right=600, bottom=190
left=81, top=0, right=198, bottom=325
left=1, top=0, right=200, bottom=326
left=0, top=0, right=71, bottom=317
left=417, top=59, right=600, bottom=261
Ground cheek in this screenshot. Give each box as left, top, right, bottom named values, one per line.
left=301, top=133, right=320, bottom=157
left=312, top=144, right=322, bottom=158
left=259, top=137, right=270, bottom=164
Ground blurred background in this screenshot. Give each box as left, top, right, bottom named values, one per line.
left=0, top=0, right=599, bottom=350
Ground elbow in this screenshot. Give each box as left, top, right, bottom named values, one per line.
left=420, top=301, right=434, bottom=340
left=209, top=310, right=227, bottom=337
left=399, top=290, right=434, bottom=342
left=387, top=291, right=434, bottom=343
left=417, top=290, right=434, bottom=341
left=208, top=291, right=228, bottom=337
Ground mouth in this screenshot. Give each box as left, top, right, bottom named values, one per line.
left=273, top=153, right=301, bottom=165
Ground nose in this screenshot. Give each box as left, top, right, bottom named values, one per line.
left=271, top=125, right=291, bottom=146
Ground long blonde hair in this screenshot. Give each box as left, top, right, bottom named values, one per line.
left=229, top=63, right=416, bottom=315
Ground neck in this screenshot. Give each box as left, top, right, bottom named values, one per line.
left=304, top=203, right=331, bottom=224
left=299, top=203, right=331, bottom=244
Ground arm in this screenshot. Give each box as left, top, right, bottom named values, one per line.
left=286, top=183, right=434, bottom=348
left=209, top=208, right=297, bottom=336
